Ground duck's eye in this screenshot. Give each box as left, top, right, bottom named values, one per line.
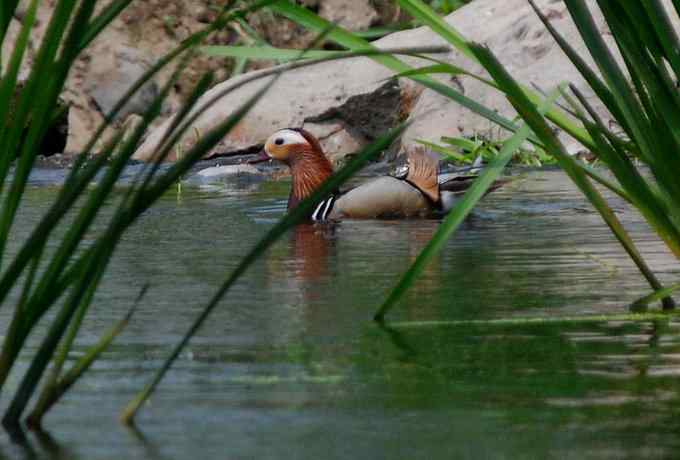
left=274, top=138, right=284, bottom=146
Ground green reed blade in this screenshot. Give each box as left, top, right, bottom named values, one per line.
left=391, top=0, right=474, bottom=59
left=472, top=42, right=675, bottom=310
left=569, top=162, right=632, bottom=204
left=0, top=0, right=87, bottom=263
left=0, top=0, right=20, bottom=44
left=388, top=311, right=680, bottom=329
left=0, top=0, right=40, bottom=156
left=2, top=240, right=112, bottom=428
left=77, top=0, right=134, bottom=53
left=564, top=0, right=658, bottom=167
left=526, top=0, right=629, bottom=136
left=25, top=285, right=148, bottom=429
left=0, top=0, right=284, bottom=426
left=270, top=0, right=543, bottom=143
left=637, top=0, right=680, bottom=76
left=564, top=86, right=680, bottom=257
left=5, top=60, right=273, bottom=423
left=15, top=54, right=183, bottom=341
left=392, top=0, right=594, bottom=149
left=631, top=282, right=680, bottom=311
left=415, top=139, right=469, bottom=162
left=386, top=63, right=496, bottom=87
left=0, top=3, right=273, bottom=310
left=120, top=123, right=408, bottom=425
left=12, top=67, right=281, bottom=392
left=202, top=45, right=337, bottom=60
left=596, top=1, right=680, bottom=200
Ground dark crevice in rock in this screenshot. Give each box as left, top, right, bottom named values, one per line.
left=208, top=143, right=264, bottom=160
left=9, top=83, right=70, bottom=157
left=303, top=79, right=402, bottom=142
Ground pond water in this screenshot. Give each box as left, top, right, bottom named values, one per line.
left=1, top=168, right=679, bottom=459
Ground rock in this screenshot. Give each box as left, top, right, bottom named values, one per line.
left=304, top=79, right=402, bottom=141
left=84, top=45, right=159, bottom=121
left=4, top=1, right=259, bottom=155
left=193, top=164, right=261, bottom=178
left=318, top=0, right=379, bottom=31
left=397, top=0, right=614, bottom=156
left=40, top=103, right=69, bottom=156
left=133, top=0, right=636, bottom=164
left=132, top=54, right=410, bottom=162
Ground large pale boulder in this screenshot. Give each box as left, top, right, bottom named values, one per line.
left=133, top=0, right=620, bottom=163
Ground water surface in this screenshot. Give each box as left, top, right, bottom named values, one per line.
left=1, top=169, right=679, bottom=459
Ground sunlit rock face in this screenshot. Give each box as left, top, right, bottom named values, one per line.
left=132, top=0, right=626, bottom=164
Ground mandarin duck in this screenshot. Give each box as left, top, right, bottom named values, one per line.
left=251, top=128, right=502, bottom=221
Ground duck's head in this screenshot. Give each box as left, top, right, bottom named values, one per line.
left=250, top=128, right=334, bottom=208
left=250, top=128, right=326, bottom=166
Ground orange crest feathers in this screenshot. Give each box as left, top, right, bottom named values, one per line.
left=405, top=147, right=440, bottom=203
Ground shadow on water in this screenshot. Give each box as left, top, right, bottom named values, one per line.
left=2, top=169, right=680, bottom=459
left=124, top=426, right=169, bottom=460
left=0, top=426, right=67, bottom=460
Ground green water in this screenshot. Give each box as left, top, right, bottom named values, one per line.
left=1, top=169, right=679, bottom=459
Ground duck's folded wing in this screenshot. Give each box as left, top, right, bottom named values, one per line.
left=439, top=174, right=479, bottom=194
left=439, top=173, right=507, bottom=194
left=329, top=176, right=431, bottom=219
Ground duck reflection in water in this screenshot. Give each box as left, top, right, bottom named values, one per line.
left=289, top=222, right=336, bottom=302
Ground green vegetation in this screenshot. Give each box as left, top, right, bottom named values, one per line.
left=0, top=0, right=447, bottom=432
left=0, top=0, right=284, bottom=431
left=426, top=0, right=471, bottom=15
left=3, top=0, right=680, bottom=435
left=481, top=0, right=680, bottom=298
left=417, top=135, right=556, bottom=167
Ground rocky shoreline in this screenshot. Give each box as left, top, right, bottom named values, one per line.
left=8, top=0, right=623, bottom=167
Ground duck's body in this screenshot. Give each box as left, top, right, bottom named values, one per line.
left=253, top=128, right=498, bottom=221
left=329, top=176, right=432, bottom=219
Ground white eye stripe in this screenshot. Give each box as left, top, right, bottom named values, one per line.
left=270, top=129, right=308, bottom=146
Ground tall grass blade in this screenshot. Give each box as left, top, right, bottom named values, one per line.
left=0, top=0, right=284, bottom=425
left=0, top=0, right=20, bottom=44
left=564, top=85, right=680, bottom=257
left=391, top=0, right=594, bottom=148
left=631, top=282, right=680, bottom=311
left=202, top=45, right=340, bottom=60
left=0, top=3, right=282, bottom=312
left=25, top=285, right=148, bottom=429
left=77, top=0, right=134, bottom=52
left=2, top=254, right=106, bottom=428
left=388, top=311, right=679, bottom=329
left=525, top=0, right=628, bottom=133
left=269, top=0, right=547, bottom=144
left=0, top=0, right=90, bottom=262
left=0, top=0, right=41, bottom=156
left=471, top=42, right=675, bottom=310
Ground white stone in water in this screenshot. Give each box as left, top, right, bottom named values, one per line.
left=194, top=164, right=261, bottom=179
